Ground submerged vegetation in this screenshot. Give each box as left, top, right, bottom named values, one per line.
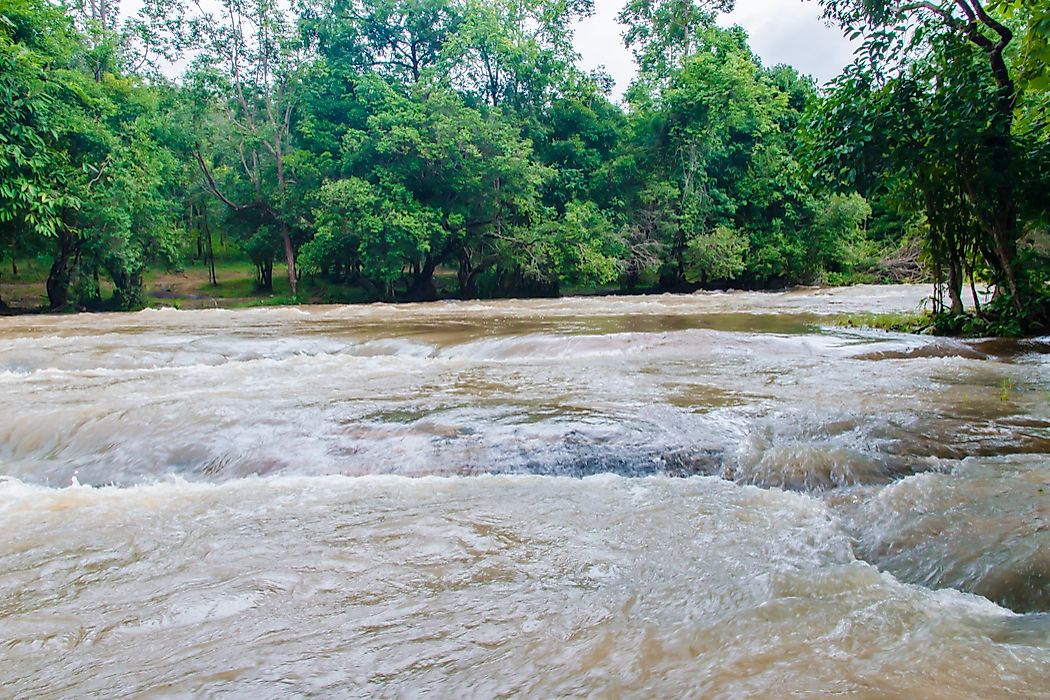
left=0, top=0, right=1047, bottom=332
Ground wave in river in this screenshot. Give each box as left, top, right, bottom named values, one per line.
left=2, top=474, right=1047, bottom=698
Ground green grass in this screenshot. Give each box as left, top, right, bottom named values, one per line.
left=146, top=256, right=379, bottom=308
left=829, top=312, right=934, bottom=334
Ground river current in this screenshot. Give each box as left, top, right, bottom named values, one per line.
left=1, top=285, right=1048, bottom=697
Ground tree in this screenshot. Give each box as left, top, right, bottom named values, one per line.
left=620, top=0, right=733, bottom=80
left=809, top=193, right=873, bottom=280
left=303, top=177, right=441, bottom=298
left=0, top=1, right=74, bottom=304
left=1, top=0, right=182, bottom=310
left=813, top=0, right=1049, bottom=327
left=531, top=74, right=626, bottom=213
left=312, top=0, right=459, bottom=84
left=616, top=23, right=820, bottom=288
left=444, top=0, right=591, bottom=109
left=186, top=0, right=311, bottom=296
left=314, top=78, right=548, bottom=298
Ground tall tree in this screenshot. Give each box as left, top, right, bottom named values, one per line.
left=188, top=0, right=311, bottom=296
left=446, top=0, right=592, bottom=109
left=620, top=0, right=733, bottom=81
left=814, top=0, right=1043, bottom=319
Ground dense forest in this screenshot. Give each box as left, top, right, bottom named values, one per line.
left=0, top=0, right=1047, bottom=332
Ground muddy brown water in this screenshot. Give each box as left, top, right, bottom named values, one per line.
left=1, top=285, right=1048, bottom=697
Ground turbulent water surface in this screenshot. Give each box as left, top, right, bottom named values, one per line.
left=1, top=285, right=1048, bottom=697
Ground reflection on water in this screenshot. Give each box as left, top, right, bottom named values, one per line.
left=1, top=285, right=1048, bottom=696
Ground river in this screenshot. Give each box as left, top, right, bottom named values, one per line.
left=1, top=285, right=1048, bottom=697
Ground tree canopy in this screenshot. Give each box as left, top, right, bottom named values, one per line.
left=0, top=0, right=1045, bottom=332
left=808, top=0, right=1049, bottom=331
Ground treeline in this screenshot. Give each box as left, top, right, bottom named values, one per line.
left=1, top=0, right=1047, bottom=331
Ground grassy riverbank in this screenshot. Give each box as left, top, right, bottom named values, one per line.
left=3, top=254, right=1043, bottom=338
left=0, top=256, right=367, bottom=311
left=0, top=255, right=624, bottom=312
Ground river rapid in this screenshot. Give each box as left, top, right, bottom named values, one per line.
left=1, top=285, right=1048, bottom=697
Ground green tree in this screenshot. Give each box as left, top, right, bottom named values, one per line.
left=617, top=22, right=820, bottom=288
left=620, top=0, right=733, bottom=80
left=813, top=0, right=1049, bottom=328
left=0, top=1, right=75, bottom=304
left=1, top=0, right=183, bottom=309
left=185, top=0, right=311, bottom=296
left=320, top=79, right=547, bottom=298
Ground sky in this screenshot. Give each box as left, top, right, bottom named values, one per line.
left=117, top=0, right=857, bottom=94
left=573, top=0, right=858, bottom=98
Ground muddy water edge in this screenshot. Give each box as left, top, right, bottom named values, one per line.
left=0, top=285, right=1048, bottom=697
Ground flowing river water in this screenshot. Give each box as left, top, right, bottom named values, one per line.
left=1, top=285, right=1048, bottom=697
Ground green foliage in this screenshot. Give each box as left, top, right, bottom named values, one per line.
left=533, top=200, right=624, bottom=287
left=0, top=0, right=77, bottom=251
left=0, top=0, right=181, bottom=309
left=620, top=0, right=734, bottom=79
left=831, top=311, right=934, bottom=333
left=809, top=193, right=873, bottom=277
left=1, top=0, right=1042, bottom=336
left=810, top=0, right=1050, bottom=332
left=684, top=225, right=747, bottom=284
left=304, top=177, right=441, bottom=297
left=613, top=20, right=833, bottom=289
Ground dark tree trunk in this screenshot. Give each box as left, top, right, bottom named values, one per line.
left=260, top=259, right=274, bottom=292
left=203, top=207, right=217, bottom=286
left=965, top=247, right=982, bottom=317
left=624, top=268, right=639, bottom=292
left=47, top=231, right=79, bottom=309
left=458, top=251, right=484, bottom=299
left=409, top=253, right=438, bottom=300
left=961, top=11, right=1022, bottom=314
left=947, top=250, right=965, bottom=316
left=109, top=267, right=145, bottom=310
left=280, top=222, right=297, bottom=297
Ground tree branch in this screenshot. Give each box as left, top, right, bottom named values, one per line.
left=194, top=148, right=265, bottom=214
left=967, top=0, right=1012, bottom=46
left=901, top=2, right=960, bottom=28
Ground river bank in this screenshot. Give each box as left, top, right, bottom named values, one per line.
left=9, top=256, right=1038, bottom=341
left=0, top=256, right=915, bottom=313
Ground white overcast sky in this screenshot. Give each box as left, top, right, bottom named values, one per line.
left=117, top=0, right=856, bottom=95
left=574, top=0, right=858, bottom=98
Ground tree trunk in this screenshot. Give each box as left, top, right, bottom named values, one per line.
left=947, top=251, right=965, bottom=316
left=192, top=203, right=203, bottom=261
left=980, top=33, right=1022, bottom=314
left=458, top=252, right=480, bottom=299
left=203, top=207, right=217, bottom=286
left=110, top=267, right=145, bottom=310
left=965, top=248, right=982, bottom=317
left=409, top=253, right=438, bottom=300
left=281, top=223, right=297, bottom=297
left=47, top=232, right=78, bottom=309
left=273, top=132, right=297, bottom=297
left=977, top=126, right=1022, bottom=314
left=263, top=259, right=273, bottom=291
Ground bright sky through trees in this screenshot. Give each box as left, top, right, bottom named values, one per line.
left=575, top=0, right=858, bottom=97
